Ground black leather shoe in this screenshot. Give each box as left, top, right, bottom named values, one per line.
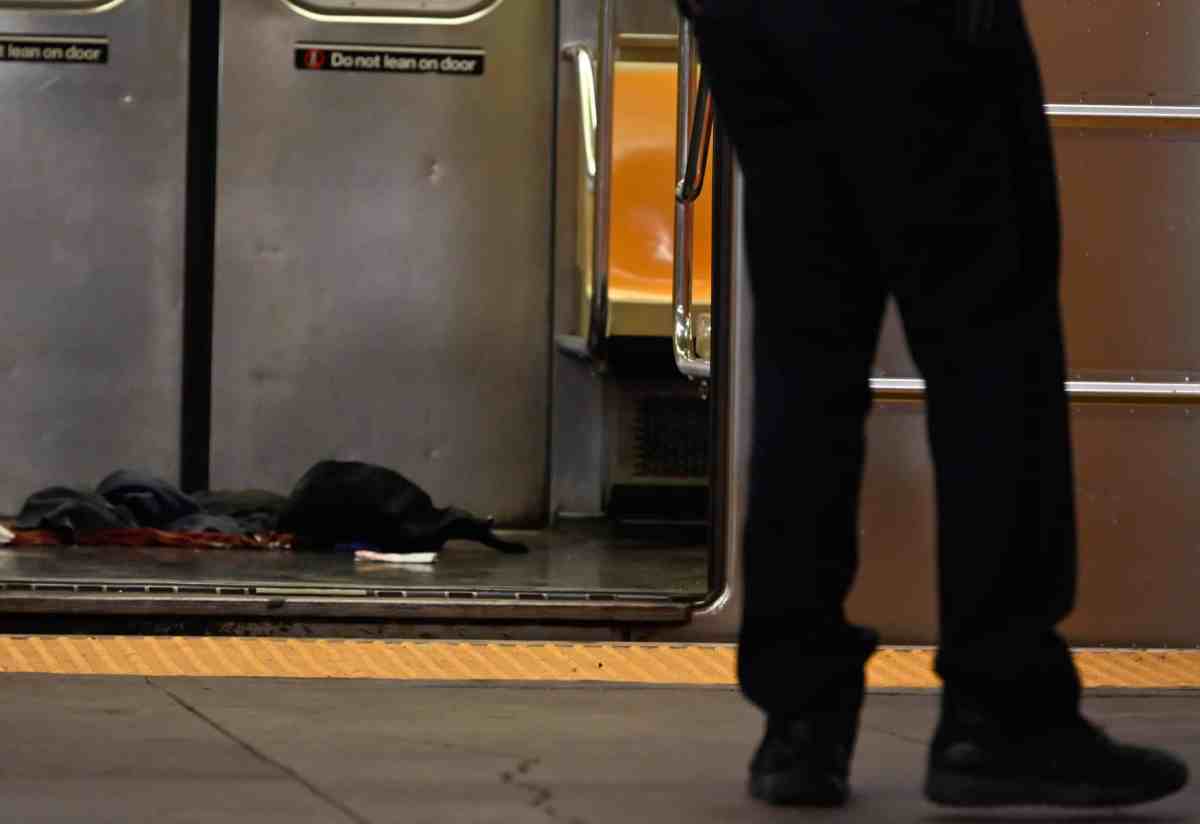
left=925, top=717, right=1189, bottom=807
left=748, top=716, right=859, bottom=806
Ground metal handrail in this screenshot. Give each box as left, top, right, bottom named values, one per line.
left=558, top=5, right=615, bottom=363
left=872, top=377, right=1200, bottom=400
left=583, top=0, right=616, bottom=363
left=564, top=45, right=599, bottom=183
left=1046, top=104, right=1200, bottom=122
left=277, top=0, right=505, bottom=25
left=672, top=19, right=712, bottom=380
left=677, top=76, right=713, bottom=204
left=0, top=0, right=126, bottom=11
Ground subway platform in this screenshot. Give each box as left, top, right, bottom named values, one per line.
left=0, top=639, right=1196, bottom=823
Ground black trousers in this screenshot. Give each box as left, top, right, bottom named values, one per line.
left=692, top=0, right=1082, bottom=728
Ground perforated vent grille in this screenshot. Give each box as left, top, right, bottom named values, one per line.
left=633, top=397, right=709, bottom=478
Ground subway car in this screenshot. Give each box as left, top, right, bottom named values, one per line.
left=0, top=0, right=1196, bottom=648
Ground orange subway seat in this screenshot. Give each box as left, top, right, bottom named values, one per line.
left=582, top=61, right=713, bottom=338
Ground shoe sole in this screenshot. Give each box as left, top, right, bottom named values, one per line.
left=749, top=771, right=848, bottom=807
left=925, top=768, right=1186, bottom=807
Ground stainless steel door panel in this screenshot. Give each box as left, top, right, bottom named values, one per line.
left=0, top=0, right=187, bottom=513
left=851, top=401, right=1200, bottom=647
left=212, top=0, right=554, bottom=522
left=1057, top=129, right=1200, bottom=380
left=865, top=5, right=1200, bottom=645
left=875, top=2, right=1200, bottom=382
left=873, top=302, right=914, bottom=380
left=1025, top=0, right=1200, bottom=106
left=851, top=403, right=937, bottom=642
left=876, top=127, right=1200, bottom=383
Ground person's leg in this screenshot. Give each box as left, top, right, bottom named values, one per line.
left=869, top=0, right=1081, bottom=729
left=710, top=0, right=1077, bottom=718
left=693, top=6, right=885, bottom=804
left=854, top=0, right=1187, bottom=805
left=697, top=0, right=1185, bottom=807
left=695, top=7, right=884, bottom=724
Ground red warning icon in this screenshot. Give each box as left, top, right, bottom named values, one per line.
left=304, top=49, right=327, bottom=70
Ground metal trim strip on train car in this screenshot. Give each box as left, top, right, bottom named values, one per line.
left=295, top=42, right=483, bottom=76
left=0, top=34, right=106, bottom=64
left=0, top=0, right=126, bottom=14
left=280, top=0, right=505, bottom=27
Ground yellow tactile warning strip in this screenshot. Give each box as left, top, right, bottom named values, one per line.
left=0, top=638, right=1197, bottom=688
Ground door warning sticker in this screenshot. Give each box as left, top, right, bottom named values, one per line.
left=296, top=43, right=484, bottom=76
left=0, top=35, right=107, bottom=65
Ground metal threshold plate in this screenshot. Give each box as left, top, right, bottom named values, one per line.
left=0, top=522, right=707, bottom=621
left=0, top=587, right=690, bottom=623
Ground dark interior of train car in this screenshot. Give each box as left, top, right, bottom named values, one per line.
left=0, top=0, right=723, bottom=619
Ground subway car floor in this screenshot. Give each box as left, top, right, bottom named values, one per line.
left=0, top=669, right=1195, bottom=823
left=0, top=519, right=709, bottom=596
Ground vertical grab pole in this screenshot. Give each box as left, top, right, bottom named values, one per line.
left=673, top=18, right=713, bottom=379
left=587, top=0, right=616, bottom=362
left=673, top=20, right=696, bottom=373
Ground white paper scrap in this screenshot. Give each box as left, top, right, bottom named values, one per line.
left=354, top=550, right=437, bottom=565
left=0, top=525, right=13, bottom=545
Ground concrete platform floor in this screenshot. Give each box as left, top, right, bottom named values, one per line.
left=0, top=675, right=1194, bottom=823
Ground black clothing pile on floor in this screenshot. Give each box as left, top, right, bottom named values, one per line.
left=279, top=461, right=526, bottom=554
left=12, top=461, right=526, bottom=555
